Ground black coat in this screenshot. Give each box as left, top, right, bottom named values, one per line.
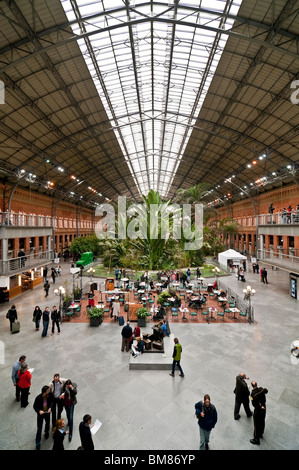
left=33, top=392, right=54, bottom=414
left=51, top=309, right=61, bottom=321
left=234, top=375, right=250, bottom=400
left=42, top=310, right=50, bottom=322
left=33, top=308, right=42, bottom=321
left=7, top=308, right=17, bottom=321
left=251, top=387, right=268, bottom=411
left=52, top=428, right=66, bottom=451
left=121, top=325, right=132, bottom=338
left=79, top=422, right=94, bottom=450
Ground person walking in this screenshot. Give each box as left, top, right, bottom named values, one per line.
left=33, top=385, right=53, bottom=450
left=250, top=381, right=268, bottom=445
left=41, top=307, right=50, bottom=338
left=17, top=362, right=32, bottom=408
left=195, top=394, right=218, bottom=450
left=49, top=373, right=67, bottom=428
left=61, top=379, right=77, bottom=442
left=6, top=304, right=18, bottom=332
left=52, top=418, right=68, bottom=450
left=234, top=372, right=252, bottom=420
left=121, top=321, right=133, bottom=352
left=43, top=266, right=48, bottom=283
left=51, top=267, right=56, bottom=284
left=33, top=306, right=42, bottom=331
left=51, top=306, right=61, bottom=335
left=11, top=355, right=26, bottom=402
left=79, top=414, right=94, bottom=451
left=44, top=280, right=50, bottom=297
left=261, top=268, right=268, bottom=284
left=169, top=337, right=184, bottom=377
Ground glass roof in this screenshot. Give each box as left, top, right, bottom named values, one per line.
left=61, top=0, right=242, bottom=198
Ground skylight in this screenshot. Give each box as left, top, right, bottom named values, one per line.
left=61, top=0, right=242, bottom=198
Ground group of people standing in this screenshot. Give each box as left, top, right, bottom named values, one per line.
left=234, top=372, right=268, bottom=446
left=32, top=305, right=61, bottom=336
left=11, top=356, right=94, bottom=451
left=193, top=371, right=268, bottom=450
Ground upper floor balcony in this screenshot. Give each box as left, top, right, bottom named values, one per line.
left=257, top=211, right=299, bottom=226
left=0, top=212, right=53, bottom=228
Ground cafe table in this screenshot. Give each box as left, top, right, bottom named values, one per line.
left=229, top=307, right=240, bottom=319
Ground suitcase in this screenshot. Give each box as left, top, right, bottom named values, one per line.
left=152, top=340, right=163, bottom=350
left=11, top=321, right=20, bottom=334
left=144, top=339, right=152, bottom=350
left=118, top=315, right=124, bottom=326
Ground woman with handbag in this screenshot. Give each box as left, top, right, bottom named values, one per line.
left=17, top=363, right=32, bottom=408
left=61, top=379, right=77, bottom=442
left=33, top=305, right=42, bottom=331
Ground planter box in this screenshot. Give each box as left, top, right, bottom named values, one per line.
left=89, top=316, right=103, bottom=327
left=137, top=317, right=146, bottom=327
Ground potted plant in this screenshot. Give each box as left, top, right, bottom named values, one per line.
left=87, top=307, right=104, bottom=327
left=157, top=290, right=171, bottom=306
left=136, top=307, right=148, bottom=327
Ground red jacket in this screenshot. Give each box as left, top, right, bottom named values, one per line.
left=18, top=370, right=32, bottom=389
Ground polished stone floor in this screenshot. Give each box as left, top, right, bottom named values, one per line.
left=0, top=260, right=298, bottom=451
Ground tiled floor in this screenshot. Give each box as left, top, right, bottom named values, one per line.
left=0, top=260, right=298, bottom=451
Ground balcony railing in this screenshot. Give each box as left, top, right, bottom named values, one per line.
left=0, top=250, right=54, bottom=275
left=257, top=212, right=299, bottom=225
left=257, top=248, right=299, bottom=270
left=0, top=212, right=53, bottom=227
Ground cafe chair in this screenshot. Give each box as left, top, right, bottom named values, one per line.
left=201, top=310, right=209, bottom=320
left=239, top=311, right=247, bottom=321
left=171, top=308, right=179, bottom=320
left=217, top=311, right=224, bottom=321
left=190, top=311, right=197, bottom=321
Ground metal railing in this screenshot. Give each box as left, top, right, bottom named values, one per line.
left=257, top=249, right=299, bottom=269
left=218, top=279, right=254, bottom=323
left=0, top=250, right=54, bottom=275
left=0, top=212, right=53, bottom=227
left=257, top=212, right=299, bottom=225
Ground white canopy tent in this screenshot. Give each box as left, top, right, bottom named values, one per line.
left=218, top=249, right=247, bottom=270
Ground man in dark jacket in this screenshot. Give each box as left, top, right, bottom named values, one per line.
left=41, top=307, right=50, bottom=338
left=33, top=385, right=53, bottom=450
left=234, top=372, right=252, bottom=420
left=51, top=306, right=61, bottom=335
left=250, top=381, right=268, bottom=445
left=79, top=414, right=94, bottom=450
left=195, top=394, right=218, bottom=450
left=121, top=321, right=132, bottom=352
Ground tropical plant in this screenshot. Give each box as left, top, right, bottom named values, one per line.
left=135, top=307, right=148, bottom=318
left=69, top=233, right=101, bottom=256
left=87, top=307, right=103, bottom=318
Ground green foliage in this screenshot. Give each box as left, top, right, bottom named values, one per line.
left=69, top=233, right=100, bottom=256
left=135, top=307, right=148, bottom=318
left=87, top=307, right=104, bottom=318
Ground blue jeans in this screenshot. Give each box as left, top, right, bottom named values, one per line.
left=171, top=359, right=184, bottom=375
left=65, top=404, right=75, bottom=436
left=199, top=427, right=211, bottom=450
left=42, top=321, right=49, bottom=337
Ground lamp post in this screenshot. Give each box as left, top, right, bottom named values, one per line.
left=54, top=286, right=65, bottom=313
left=243, top=285, right=255, bottom=324
left=213, top=266, right=220, bottom=289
